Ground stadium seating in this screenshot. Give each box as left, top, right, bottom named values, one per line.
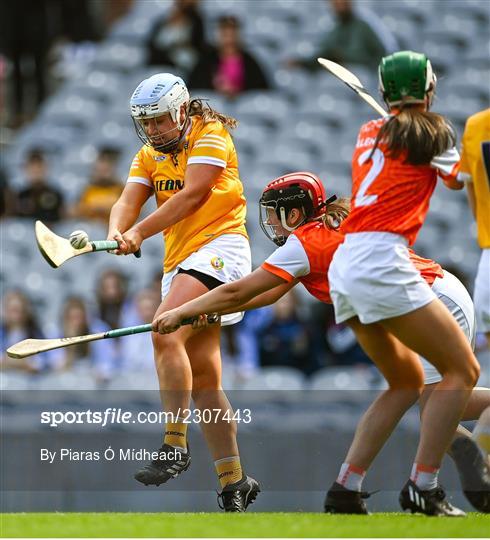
left=2, top=0, right=489, bottom=393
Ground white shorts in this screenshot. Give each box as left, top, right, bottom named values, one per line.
left=474, top=248, right=490, bottom=333
left=328, top=232, right=436, bottom=324
left=161, top=234, right=251, bottom=326
left=421, top=270, right=476, bottom=385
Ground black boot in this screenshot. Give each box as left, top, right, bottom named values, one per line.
left=134, top=444, right=190, bottom=486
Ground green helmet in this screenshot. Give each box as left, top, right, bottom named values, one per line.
left=379, top=51, right=436, bottom=106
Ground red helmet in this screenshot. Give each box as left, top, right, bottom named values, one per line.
left=259, top=172, right=334, bottom=245
left=261, top=172, right=327, bottom=216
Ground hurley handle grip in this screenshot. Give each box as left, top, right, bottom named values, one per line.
left=91, top=240, right=141, bottom=258
left=105, top=314, right=220, bottom=339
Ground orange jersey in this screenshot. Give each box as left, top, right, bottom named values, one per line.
left=341, top=117, right=461, bottom=245
left=408, top=248, right=444, bottom=286
left=262, top=221, right=344, bottom=303
left=128, top=116, right=247, bottom=272
left=262, top=222, right=443, bottom=304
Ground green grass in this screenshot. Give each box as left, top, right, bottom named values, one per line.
left=1, top=513, right=489, bottom=538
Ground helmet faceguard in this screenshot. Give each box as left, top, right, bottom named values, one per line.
left=379, top=51, right=437, bottom=109
left=130, top=73, right=190, bottom=153
left=259, top=172, right=332, bottom=246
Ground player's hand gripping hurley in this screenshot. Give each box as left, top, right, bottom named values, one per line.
left=317, top=58, right=388, bottom=117
left=35, top=221, right=141, bottom=268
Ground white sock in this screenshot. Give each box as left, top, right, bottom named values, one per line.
left=410, top=463, right=439, bottom=490
left=337, top=462, right=366, bottom=492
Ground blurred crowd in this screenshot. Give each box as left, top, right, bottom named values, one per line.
left=0, top=0, right=393, bottom=128
left=1, top=0, right=488, bottom=384
left=0, top=0, right=133, bottom=128
left=1, top=263, right=379, bottom=383
left=0, top=146, right=123, bottom=223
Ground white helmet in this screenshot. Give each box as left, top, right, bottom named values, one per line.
left=130, top=73, right=190, bottom=152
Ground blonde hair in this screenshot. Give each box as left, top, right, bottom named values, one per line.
left=188, top=98, right=238, bottom=130
left=322, top=197, right=351, bottom=230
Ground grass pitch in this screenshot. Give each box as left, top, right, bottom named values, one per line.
left=1, top=512, right=489, bottom=538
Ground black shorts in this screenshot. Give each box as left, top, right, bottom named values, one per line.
left=177, top=268, right=224, bottom=291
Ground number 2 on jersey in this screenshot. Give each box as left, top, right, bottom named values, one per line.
left=355, top=148, right=385, bottom=207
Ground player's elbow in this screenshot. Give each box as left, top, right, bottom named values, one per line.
left=225, top=281, right=248, bottom=306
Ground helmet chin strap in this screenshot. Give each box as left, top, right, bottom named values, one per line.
left=279, top=207, right=305, bottom=232
left=153, top=112, right=191, bottom=153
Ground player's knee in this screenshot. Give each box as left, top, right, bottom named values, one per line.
left=192, top=371, right=221, bottom=393
left=464, top=358, right=480, bottom=387
left=443, top=357, right=480, bottom=387
left=152, top=331, right=183, bottom=354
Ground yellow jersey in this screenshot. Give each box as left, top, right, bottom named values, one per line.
left=78, top=184, right=124, bottom=221
left=128, top=116, right=248, bottom=272
left=459, top=109, right=490, bottom=248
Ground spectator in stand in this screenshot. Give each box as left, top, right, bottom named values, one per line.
left=0, top=166, right=13, bottom=218
left=0, top=0, right=51, bottom=127
left=221, top=306, right=274, bottom=382
left=119, top=288, right=161, bottom=371
left=51, top=296, right=117, bottom=382
left=146, top=0, right=206, bottom=73
left=287, top=0, right=397, bottom=70
left=96, top=268, right=130, bottom=330
left=258, top=289, right=315, bottom=375
left=100, top=0, right=134, bottom=31
left=188, top=15, right=270, bottom=98
left=0, top=290, right=46, bottom=372
left=14, top=149, right=64, bottom=222
left=73, top=147, right=124, bottom=223
left=311, top=302, right=372, bottom=368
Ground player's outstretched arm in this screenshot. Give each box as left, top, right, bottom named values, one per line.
left=153, top=268, right=287, bottom=333
left=220, top=280, right=297, bottom=315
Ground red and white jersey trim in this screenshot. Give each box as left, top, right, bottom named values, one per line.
left=431, top=146, right=463, bottom=186
left=261, top=235, right=310, bottom=282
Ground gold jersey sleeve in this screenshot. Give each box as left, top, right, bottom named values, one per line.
left=460, top=109, right=490, bottom=248
left=127, top=116, right=248, bottom=272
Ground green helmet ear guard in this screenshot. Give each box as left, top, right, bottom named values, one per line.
left=379, top=51, right=436, bottom=107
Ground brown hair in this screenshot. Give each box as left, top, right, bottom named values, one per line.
left=371, top=106, right=455, bottom=165
left=322, top=197, right=351, bottom=230
left=188, top=98, right=238, bottom=130
left=62, top=297, right=90, bottom=360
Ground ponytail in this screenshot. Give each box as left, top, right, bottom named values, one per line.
left=188, top=98, right=238, bottom=130
left=371, top=106, right=455, bottom=165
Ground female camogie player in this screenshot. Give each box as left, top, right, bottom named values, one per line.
left=107, top=73, right=259, bottom=512
left=325, top=50, right=481, bottom=515
left=152, top=171, right=489, bottom=515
